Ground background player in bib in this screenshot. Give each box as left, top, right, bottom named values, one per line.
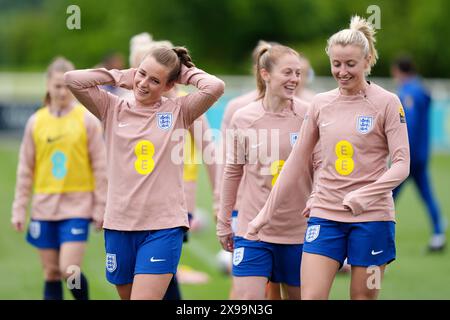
left=11, top=57, right=107, bottom=300
left=391, top=56, right=446, bottom=251
left=250, top=16, right=410, bottom=300
left=65, top=45, right=224, bottom=300
left=217, top=44, right=311, bottom=300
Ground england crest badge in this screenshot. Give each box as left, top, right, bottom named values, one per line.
left=290, top=132, right=299, bottom=147
left=356, top=116, right=374, bottom=134
left=305, top=225, right=320, bottom=242
left=106, top=253, right=117, bottom=273
left=29, top=221, right=41, bottom=239
left=233, top=247, right=244, bottom=266
left=156, top=112, right=173, bottom=130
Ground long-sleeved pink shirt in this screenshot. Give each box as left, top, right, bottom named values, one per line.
left=217, top=98, right=311, bottom=244
left=213, top=90, right=258, bottom=216
left=65, top=66, right=224, bottom=231
left=12, top=104, right=107, bottom=223
left=248, top=83, right=410, bottom=237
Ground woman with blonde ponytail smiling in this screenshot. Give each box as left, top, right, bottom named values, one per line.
left=250, top=16, right=410, bottom=299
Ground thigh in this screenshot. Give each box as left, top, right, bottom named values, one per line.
left=135, top=227, right=185, bottom=276
left=59, top=242, right=87, bottom=278
left=27, top=220, right=59, bottom=249
left=231, top=237, right=272, bottom=279
left=131, top=274, right=173, bottom=300
left=233, top=276, right=268, bottom=300
left=347, top=221, right=396, bottom=267
left=300, top=252, right=340, bottom=300
left=104, top=229, right=139, bottom=285
left=350, top=264, right=386, bottom=300
left=272, top=243, right=303, bottom=287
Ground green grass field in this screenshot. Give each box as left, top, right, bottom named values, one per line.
left=1, top=138, right=449, bottom=300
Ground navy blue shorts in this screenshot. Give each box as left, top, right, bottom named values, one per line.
left=303, top=217, right=396, bottom=267
left=232, top=236, right=303, bottom=287
left=26, top=218, right=90, bottom=249
left=104, top=227, right=185, bottom=285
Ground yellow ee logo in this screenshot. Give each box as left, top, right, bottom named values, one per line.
left=335, top=140, right=354, bottom=176
left=134, top=140, right=155, bottom=175
left=270, top=160, right=285, bottom=187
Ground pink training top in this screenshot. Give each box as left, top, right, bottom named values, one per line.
left=248, top=82, right=410, bottom=237
left=217, top=98, right=311, bottom=244
left=213, top=90, right=258, bottom=216
left=12, top=104, right=107, bottom=223
left=65, top=66, right=225, bottom=231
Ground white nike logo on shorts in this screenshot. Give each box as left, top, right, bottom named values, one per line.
left=371, top=250, right=383, bottom=255
left=71, top=228, right=85, bottom=235
left=118, top=122, right=129, bottom=128
left=150, top=257, right=166, bottom=262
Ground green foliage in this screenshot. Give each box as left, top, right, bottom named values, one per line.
left=1, top=0, right=449, bottom=76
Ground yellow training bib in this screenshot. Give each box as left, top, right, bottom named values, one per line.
left=33, top=105, right=95, bottom=193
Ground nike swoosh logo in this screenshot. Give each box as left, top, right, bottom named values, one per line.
left=47, top=135, right=64, bottom=143
left=150, top=257, right=166, bottom=262
left=250, top=142, right=263, bottom=149
left=118, top=122, right=129, bottom=128
left=320, top=122, right=333, bottom=127
left=71, top=228, right=85, bottom=235
left=371, top=250, right=383, bottom=255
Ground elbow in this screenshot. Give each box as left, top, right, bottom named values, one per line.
left=210, top=77, right=225, bottom=99
left=64, top=71, right=76, bottom=88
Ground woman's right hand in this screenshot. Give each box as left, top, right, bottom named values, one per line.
left=12, top=218, right=25, bottom=232
left=218, top=233, right=234, bottom=252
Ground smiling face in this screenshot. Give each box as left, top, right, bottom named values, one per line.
left=47, top=72, right=73, bottom=108
left=261, top=53, right=301, bottom=100
left=329, top=44, right=370, bottom=95
left=133, top=55, right=174, bottom=105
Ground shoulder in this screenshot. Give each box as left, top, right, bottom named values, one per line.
left=368, top=83, right=401, bottom=108
left=311, top=88, right=340, bottom=107
left=230, top=100, right=262, bottom=129
left=293, top=97, right=311, bottom=117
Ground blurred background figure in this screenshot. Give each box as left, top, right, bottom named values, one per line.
left=295, top=55, right=316, bottom=102
left=11, top=57, right=107, bottom=300
left=391, top=55, right=446, bottom=252
left=98, top=52, right=126, bottom=95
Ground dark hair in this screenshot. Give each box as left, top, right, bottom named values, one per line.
left=393, top=55, right=416, bottom=74
left=255, top=44, right=299, bottom=99
left=44, top=56, right=75, bottom=105
left=144, top=46, right=194, bottom=83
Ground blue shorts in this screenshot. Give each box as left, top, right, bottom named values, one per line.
left=104, top=227, right=185, bottom=285
left=232, top=236, right=303, bottom=287
left=26, top=218, right=90, bottom=249
left=303, top=217, right=396, bottom=267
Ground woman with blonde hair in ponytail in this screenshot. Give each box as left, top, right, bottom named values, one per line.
left=65, top=45, right=224, bottom=300
left=250, top=15, right=410, bottom=300
left=217, top=43, right=312, bottom=299
left=12, top=57, right=107, bottom=300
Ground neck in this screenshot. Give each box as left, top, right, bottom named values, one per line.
left=340, top=80, right=368, bottom=96
left=135, top=96, right=162, bottom=108
left=262, top=94, right=290, bottom=113
left=48, top=102, right=69, bottom=117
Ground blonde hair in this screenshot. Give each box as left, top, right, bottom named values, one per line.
left=255, top=43, right=299, bottom=99
left=44, top=56, right=75, bottom=105
left=325, top=15, right=378, bottom=75
left=129, top=32, right=173, bottom=68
